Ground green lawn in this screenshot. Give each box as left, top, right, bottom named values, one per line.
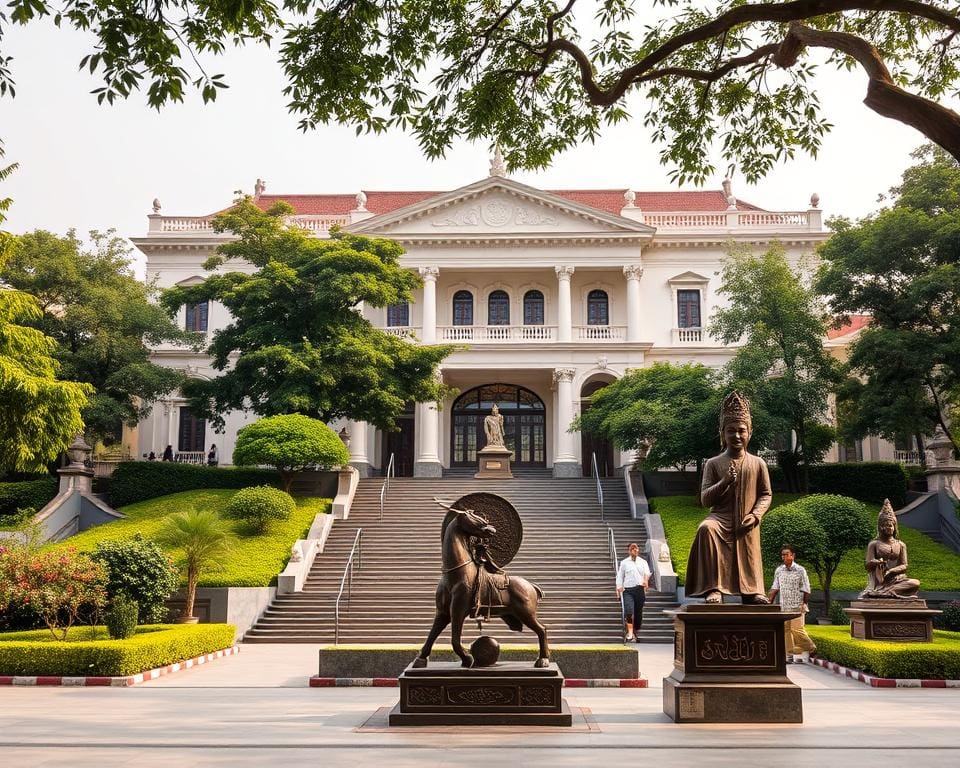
left=46, top=489, right=330, bottom=587
left=652, top=494, right=960, bottom=592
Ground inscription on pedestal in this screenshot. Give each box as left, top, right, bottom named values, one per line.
left=485, top=461, right=502, bottom=470
left=678, top=690, right=704, bottom=719
left=694, top=629, right=775, bottom=670
left=520, top=686, right=556, bottom=707
left=446, top=685, right=516, bottom=706
left=674, top=629, right=685, bottom=667
left=873, top=621, right=927, bottom=639
left=408, top=686, right=442, bottom=706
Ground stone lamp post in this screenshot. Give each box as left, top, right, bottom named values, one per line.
left=925, top=425, right=960, bottom=495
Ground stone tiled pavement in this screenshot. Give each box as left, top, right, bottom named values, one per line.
left=1, top=643, right=956, bottom=767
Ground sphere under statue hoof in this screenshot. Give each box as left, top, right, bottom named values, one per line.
left=469, top=636, right=500, bottom=667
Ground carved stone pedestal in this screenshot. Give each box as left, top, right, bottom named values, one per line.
left=663, top=605, right=802, bottom=723
left=389, top=661, right=572, bottom=726
left=845, top=599, right=941, bottom=642
left=474, top=446, right=514, bottom=479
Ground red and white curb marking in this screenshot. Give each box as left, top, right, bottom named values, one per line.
left=811, top=657, right=960, bottom=688
left=310, top=676, right=647, bottom=688
left=0, top=646, right=239, bottom=687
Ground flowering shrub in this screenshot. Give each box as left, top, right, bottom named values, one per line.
left=0, top=543, right=108, bottom=640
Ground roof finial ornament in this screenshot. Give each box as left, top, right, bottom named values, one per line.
left=623, top=189, right=637, bottom=208
left=489, top=144, right=507, bottom=177
left=810, top=192, right=820, bottom=209
left=355, top=190, right=368, bottom=211
left=152, top=198, right=161, bottom=214
left=722, top=177, right=737, bottom=210
left=254, top=178, right=266, bottom=199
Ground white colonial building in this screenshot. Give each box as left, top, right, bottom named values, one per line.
left=131, top=159, right=869, bottom=478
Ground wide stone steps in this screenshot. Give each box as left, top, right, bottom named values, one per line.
left=244, top=475, right=677, bottom=645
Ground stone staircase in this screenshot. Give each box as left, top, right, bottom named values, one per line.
left=244, top=476, right=677, bottom=645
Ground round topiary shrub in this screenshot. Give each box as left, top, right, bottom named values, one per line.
left=224, top=486, right=296, bottom=533
left=92, top=534, right=180, bottom=624
left=104, top=595, right=139, bottom=640
left=941, top=600, right=960, bottom=632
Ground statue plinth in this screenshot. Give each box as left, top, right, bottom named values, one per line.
left=663, top=604, right=803, bottom=723
left=475, top=445, right=513, bottom=479
left=845, top=599, right=941, bottom=643
left=389, top=661, right=572, bottom=726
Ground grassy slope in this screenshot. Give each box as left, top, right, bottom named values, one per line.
left=47, top=489, right=330, bottom=587
left=652, top=494, right=960, bottom=592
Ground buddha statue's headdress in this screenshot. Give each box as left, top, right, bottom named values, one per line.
left=719, top=390, right=752, bottom=430
left=877, top=498, right=898, bottom=537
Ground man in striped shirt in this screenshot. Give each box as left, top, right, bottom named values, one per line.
left=616, top=542, right=652, bottom=642
left=768, top=544, right=817, bottom=663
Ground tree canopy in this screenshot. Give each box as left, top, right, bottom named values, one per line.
left=3, top=2, right=959, bottom=181
left=1, top=229, right=190, bottom=445
left=817, top=144, right=960, bottom=455
left=161, top=198, right=452, bottom=430
left=0, top=240, right=91, bottom=473
left=712, top=244, right=840, bottom=491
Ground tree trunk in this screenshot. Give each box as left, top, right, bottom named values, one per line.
left=280, top=471, right=294, bottom=493
left=822, top=571, right=833, bottom=621
left=184, top=568, right=198, bottom=620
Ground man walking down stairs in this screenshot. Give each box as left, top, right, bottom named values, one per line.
left=245, top=476, right=678, bottom=644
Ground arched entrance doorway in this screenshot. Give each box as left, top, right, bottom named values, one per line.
left=581, top=379, right=616, bottom=477
left=451, top=384, right=546, bottom=467
left=382, top=402, right=415, bottom=477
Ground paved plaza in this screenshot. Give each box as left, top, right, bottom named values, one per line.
left=1, top=643, right=958, bottom=767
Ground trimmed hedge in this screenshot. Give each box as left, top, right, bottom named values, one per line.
left=110, top=462, right=279, bottom=507
left=807, top=625, right=960, bottom=679
left=808, top=462, right=909, bottom=507
left=0, top=477, right=58, bottom=518
left=0, top=624, right=236, bottom=676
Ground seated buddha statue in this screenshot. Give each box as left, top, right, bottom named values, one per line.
left=858, top=499, right=921, bottom=600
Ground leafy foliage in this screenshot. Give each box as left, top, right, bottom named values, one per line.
left=807, top=625, right=960, bottom=679
left=0, top=242, right=91, bottom=473
left=2, top=230, right=190, bottom=444
left=156, top=509, right=233, bottom=620
left=0, top=477, right=57, bottom=519
left=0, top=542, right=107, bottom=640
left=807, top=462, right=910, bottom=508
left=91, top=535, right=180, bottom=623
left=104, top=595, right=139, bottom=640
left=109, top=461, right=279, bottom=507
left=712, top=244, right=841, bottom=491
left=6, top=4, right=958, bottom=189
left=575, top=362, right=730, bottom=479
left=224, top=485, right=297, bottom=533
left=233, top=414, right=350, bottom=492
left=760, top=504, right=828, bottom=570
left=940, top=601, right=960, bottom=631
left=0, top=624, right=237, bottom=676
left=160, top=198, right=452, bottom=431
left=817, top=145, right=960, bottom=457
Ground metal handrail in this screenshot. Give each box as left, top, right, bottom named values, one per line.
left=592, top=452, right=604, bottom=522
left=379, top=452, right=395, bottom=523
left=334, top=529, right=363, bottom=645
left=609, top=526, right=626, bottom=642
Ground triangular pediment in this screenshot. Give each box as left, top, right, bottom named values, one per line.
left=349, top=176, right=655, bottom=240
left=668, top=271, right=711, bottom=283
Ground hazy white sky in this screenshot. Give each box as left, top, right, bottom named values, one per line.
left=1, top=19, right=939, bottom=257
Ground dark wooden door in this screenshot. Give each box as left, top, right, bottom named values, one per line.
left=581, top=404, right=615, bottom=477
left=384, top=414, right=416, bottom=477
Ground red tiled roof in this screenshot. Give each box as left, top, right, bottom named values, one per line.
left=827, top=315, right=871, bottom=339
left=246, top=187, right=765, bottom=218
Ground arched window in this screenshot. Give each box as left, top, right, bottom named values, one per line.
left=523, top=290, right=544, bottom=325
left=488, top=290, right=510, bottom=326
left=386, top=303, right=409, bottom=327
left=453, top=290, right=473, bottom=326
left=587, top=290, right=609, bottom=326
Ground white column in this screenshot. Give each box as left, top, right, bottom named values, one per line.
left=552, top=368, right=580, bottom=477
left=347, top=420, right=371, bottom=477
left=166, top=400, right=177, bottom=453
left=414, top=401, right=442, bottom=477
left=419, top=266, right=438, bottom=343
left=555, top=266, right=575, bottom=342
left=623, top=264, right=643, bottom=342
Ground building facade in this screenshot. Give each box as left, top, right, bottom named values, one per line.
left=132, top=164, right=838, bottom=477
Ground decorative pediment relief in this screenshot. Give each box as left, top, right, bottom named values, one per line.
left=431, top=199, right=561, bottom=229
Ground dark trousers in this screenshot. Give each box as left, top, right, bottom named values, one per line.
left=622, top=586, right=646, bottom=628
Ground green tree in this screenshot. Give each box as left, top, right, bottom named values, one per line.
left=574, top=363, right=757, bottom=503
left=157, top=509, right=233, bottom=622
left=91, top=535, right=181, bottom=623
left=161, top=198, right=452, bottom=431
left=817, top=145, right=960, bottom=456
left=711, top=245, right=841, bottom=492
left=233, top=415, right=350, bottom=493
left=0, top=139, right=15, bottom=225
left=224, top=485, right=298, bottom=533
left=3, top=3, right=960, bottom=178
left=762, top=494, right=872, bottom=614
left=0, top=243, right=91, bottom=473
left=1, top=230, right=190, bottom=445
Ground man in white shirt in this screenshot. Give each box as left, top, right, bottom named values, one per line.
left=616, top=542, right=652, bottom=642
left=767, top=544, right=817, bottom=663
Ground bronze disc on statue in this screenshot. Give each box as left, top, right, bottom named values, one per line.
left=470, top=636, right=501, bottom=667
left=441, top=492, right=523, bottom=567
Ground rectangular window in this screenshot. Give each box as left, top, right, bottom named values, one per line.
left=178, top=408, right=206, bottom=453
left=387, top=303, right=409, bottom=327
left=677, top=290, right=701, bottom=328
left=185, top=301, right=209, bottom=332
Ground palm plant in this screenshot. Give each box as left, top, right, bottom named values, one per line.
left=157, top=508, right=233, bottom=622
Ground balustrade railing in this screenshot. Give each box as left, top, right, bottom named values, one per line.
left=672, top=327, right=703, bottom=344
left=150, top=214, right=348, bottom=234
left=174, top=451, right=206, bottom=465
left=438, top=325, right=557, bottom=342
left=384, top=326, right=418, bottom=339
left=895, top=450, right=922, bottom=466
left=574, top=325, right=626, bottom=341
